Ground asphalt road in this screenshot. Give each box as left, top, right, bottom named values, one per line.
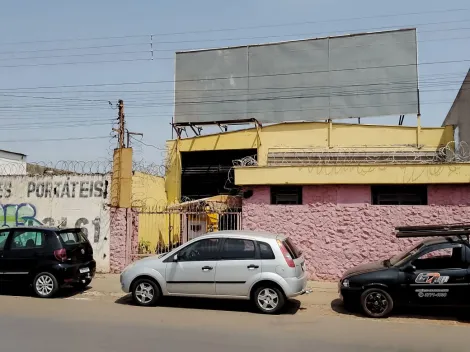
left=0, top=294, right=468, bottom=352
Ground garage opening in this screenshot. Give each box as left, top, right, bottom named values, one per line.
left=181, top=149, right=257, bottom=200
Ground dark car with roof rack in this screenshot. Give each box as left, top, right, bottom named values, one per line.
left=338, top=224, right=470, bottom=318
left=0, top=226, right=96, bottom=298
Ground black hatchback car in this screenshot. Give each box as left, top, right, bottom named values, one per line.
left=339, top=224, right=470, bottom=318
left=0, top=226, right=96, bottom=298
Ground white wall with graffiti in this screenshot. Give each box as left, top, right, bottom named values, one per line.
left=0, top=175, right=111, bottom=272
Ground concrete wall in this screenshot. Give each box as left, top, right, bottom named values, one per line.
left=109, top=207, right=139, bottom=273
left=242, top=185, right=470, bottom=281
left=0, top=175, right=111, bottom=272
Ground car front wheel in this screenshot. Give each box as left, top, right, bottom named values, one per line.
left=33, top=272, right=59, bottom=298
left=253, top=286, right=285, bottom=314
left=132, top=278, right=161, bottom=307
left=360, top=288, right=394, bottom=318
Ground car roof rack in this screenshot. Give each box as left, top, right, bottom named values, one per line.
left=395, top=224, right=470, bottom=241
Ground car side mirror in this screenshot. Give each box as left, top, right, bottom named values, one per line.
left=404, top=264, right=416, bottom=273
left=173, top=254, right=179, bottom=262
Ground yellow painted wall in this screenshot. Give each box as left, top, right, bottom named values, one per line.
left=111, top=148, right=133, bottom=207
left=165, top=121, right=455, bottom=197
left=132, top=172, right=167, bottom=208
left=234, top=163, right=470, bottom=185
left=132, top=172, right=180, bottom=252
left=165, top=140, right=181, bottom=205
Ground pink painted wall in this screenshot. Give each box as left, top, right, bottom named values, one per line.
left=109, top=207, right=139, bottom=273
left=242, top=185, right=470, bottom=281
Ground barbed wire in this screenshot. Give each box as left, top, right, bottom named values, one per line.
left=0, top=160, right=114, bottom=176
left=232, top=142, right=470, bottom=167
left=132, top=195, right=242, bottom=213
left=0, top=157, right=169, bottom=177
left=232, top=156, right=258, bottom=167
left=132, top=160, right=167, bottom=177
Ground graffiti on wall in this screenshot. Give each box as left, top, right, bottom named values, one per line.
left=27, top=180, right=108, bottom=199
left=0, top=203, right=102, bottom=243
left=0, top=176, right=110, bottom=272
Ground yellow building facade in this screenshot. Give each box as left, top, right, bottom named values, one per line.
left=165, top=120, right=463, bottom=202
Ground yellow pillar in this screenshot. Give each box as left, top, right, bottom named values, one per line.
left=111, top=148, right=133, bottom=208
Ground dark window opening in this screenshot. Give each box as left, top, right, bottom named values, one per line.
left=371, top=185, right=427, bottom=205
left=178, top=238, right=220, bottom=261
left=10, top=230, right=45, bottom=250
left=181, top=149, right=257, bottom=200
left=412, top=245, right=465, bottom=270
left=221, top=239, right=256, bottom=260
left=270, top=186, right=302, bottom=205
left=258, top=241, right=275, bottom=260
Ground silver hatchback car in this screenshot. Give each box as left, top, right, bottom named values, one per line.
left=120, top=230, right=307, bottom=314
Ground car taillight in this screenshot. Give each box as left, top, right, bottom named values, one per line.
left=277, top=240, right=295, bottom=268
left=54, top=248, right=67, bottom=262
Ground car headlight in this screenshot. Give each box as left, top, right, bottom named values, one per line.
left=342, top=279, right=350, bottom=288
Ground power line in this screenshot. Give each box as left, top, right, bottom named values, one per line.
left=0, top=30, right=469, bottom=64
left=1, top=58, right=469, bottom=91
left=0, top=18, right=468, bottom=57
left=129, top=136, right=164, bottom=150
left=0, top=58, right=153, bottom=69
left=0, top=136, right=111, bottom=143
left=0, top=7, right=467, bottom=46
left=0, top=93, right=111, bottom=103
left=3, top=70, right=463, bottom=95
left=4, top=74, right=462, bottom=98
left=0, top=42, right=150, bottom=56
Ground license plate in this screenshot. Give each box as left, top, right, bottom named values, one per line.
left=79, top=267, right=90, bottom=274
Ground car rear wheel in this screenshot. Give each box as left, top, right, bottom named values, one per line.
left=33, top=272, right=59, bottom=298
left=360, top=288, right=394, bottom=318
left=253, top=286, right=285, bottom=314
left=132, top=278, right=160, bottom=307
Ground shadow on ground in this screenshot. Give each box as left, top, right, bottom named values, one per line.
left=0, top=284, right=91, bottom=299
left=331, top=298, right=470, bottom=324
left=116, top=294, right=305, bottom=315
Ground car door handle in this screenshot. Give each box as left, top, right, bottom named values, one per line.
left=247, top=264, right=259, bottom=270
left=201, top=266, right=213, bottom=271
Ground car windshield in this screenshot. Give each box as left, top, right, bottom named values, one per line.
left=389, top=242, right=424, bottom=266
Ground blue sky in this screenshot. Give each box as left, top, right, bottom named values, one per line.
left=0, top=0, right=469, bottom=164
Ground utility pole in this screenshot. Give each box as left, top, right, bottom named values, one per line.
left=112, top=99, right=143, bottom=148
left=118, top=99, right=125, bottom=149
left=112, top=99, right=126, bottom=149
